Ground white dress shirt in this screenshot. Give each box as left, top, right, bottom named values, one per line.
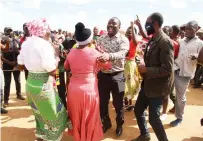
left=18, top=36, right=57, bottom=72
left=174, top=36, right=203, bottom=78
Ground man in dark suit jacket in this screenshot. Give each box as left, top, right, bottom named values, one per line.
left=131, top=13, right=174, bottom=141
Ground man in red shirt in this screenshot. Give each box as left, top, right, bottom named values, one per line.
left=163, top=25, right=180, bottom=59
left=171, top=25, right=181, bottom=59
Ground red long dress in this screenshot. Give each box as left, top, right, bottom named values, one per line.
left=64, top=47, right=111, bottom=141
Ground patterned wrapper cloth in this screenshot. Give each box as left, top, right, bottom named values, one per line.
left=24, top=19, right=72, bottom=141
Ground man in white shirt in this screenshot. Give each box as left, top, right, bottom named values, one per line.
left=170, top=21, right=203, bottom=127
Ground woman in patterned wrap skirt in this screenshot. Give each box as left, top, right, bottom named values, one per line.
left=17, top=19, right=72, bottom=141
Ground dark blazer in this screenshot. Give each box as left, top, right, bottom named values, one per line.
left=143, top=30, right=174, bottom=98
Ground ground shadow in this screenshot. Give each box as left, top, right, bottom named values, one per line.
left=99, top=102, right=173, bottom=141
left=1, top=127, right=35, bottom=141
left=1, top=108, right=32, bottom=124
left=5, top=93, right=28, bottom=107
left=182, top=137, right=203, bottom=141
left=184, top=85, right=203, bottom=106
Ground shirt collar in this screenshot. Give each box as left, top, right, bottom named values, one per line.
left=107, top=32, right=120, bottom=38
left=184, top=36, right=198, bottom=43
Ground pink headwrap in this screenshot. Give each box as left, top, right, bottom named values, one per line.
left=27, top=18, right=50, bottom=37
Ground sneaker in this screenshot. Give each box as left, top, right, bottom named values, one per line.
left=17, top=95, right=25, bottom=100
left=1, top=108, right=8, bottom=114
left=170, top=119, right=182, bottom=127
left=3, top=102, right=9, bottom=108
left=131, top=134, right=151, bottom=141
left=160, top=114, right=167, bottom=121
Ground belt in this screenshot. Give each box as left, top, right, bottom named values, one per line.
left=101, top=71, right=123, bottom=76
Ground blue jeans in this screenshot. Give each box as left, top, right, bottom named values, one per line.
left=134, top=88, right=168, bottom=141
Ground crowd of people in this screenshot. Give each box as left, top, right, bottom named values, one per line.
left=0, top=12, right=203, bottom=141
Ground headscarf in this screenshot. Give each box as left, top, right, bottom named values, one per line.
left=27, top=18, right=50, bottom=37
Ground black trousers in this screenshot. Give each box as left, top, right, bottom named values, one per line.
left=98, top=71, right=125, bottom=126
left=194, top=65, right=203, bottom=87
left=25, top=69, right=29, bottom=80
left=57, top=72, right=67, bottom=109
left=4, top=70, right=21, bottom=102
left=134, top=85, right=168, bottom=141
left=169, top=81, right=176, bottom=104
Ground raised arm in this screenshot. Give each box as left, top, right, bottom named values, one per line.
left=134, top=19, right=151, bottom=40
left=131, top=21, right=140, bottom=46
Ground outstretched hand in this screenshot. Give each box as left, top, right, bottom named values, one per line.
left=97, top=53, right=110, bottom=62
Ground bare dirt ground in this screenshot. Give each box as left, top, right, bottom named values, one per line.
left=1, top=73, right=203, bottom=141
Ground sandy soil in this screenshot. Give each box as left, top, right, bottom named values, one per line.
left=1, top=73, right=203, bottom=141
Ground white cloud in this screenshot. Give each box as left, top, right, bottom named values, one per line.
left=148, top=4, right=154, bottom=8
left=48, top=11, right=88, bottom=32
left=97, top=8, right=107, bottom=14
left=77, top=11, right=88, bottom=21
left=67, top=0, right=94, bottom=4
left=0, top=2, right=27, bottom=31
left=147, top=0, right=166, bottom=5
left=23, top=0, right=41, bottom=8
left=190, top=12, right=203, bottom=26
left=148, top=0, right=157, bottom=3
left=42, top=0, right=95, bottom=4
left=148, top=0, right=188, bottom=8
left=169, top=0, right=188, bottom=8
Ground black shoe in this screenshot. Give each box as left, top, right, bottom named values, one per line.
left=102, top=121, right=112, bottom=133
left=1, top=108, right=8, bottom=114
left=102, top=117, right=112, bottom=133
left=201, top=118, right=203, bottom=126
left=125, top=105, right=134, bottom=111
left=131, top=134, right=151, bottom=141
left=116, top=125, right=123, bottom=136
left=17, top=95, right=25, bottom=100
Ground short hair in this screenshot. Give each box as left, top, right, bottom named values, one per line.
left=126, top=26, right=137, bottom=34
left=150, top=12, right=164, bottom=27
left=172, top=25, right=180, bottom=35
left=111, top=17, right=121, bottom=26
left=187, top=20, right=199, bottom=30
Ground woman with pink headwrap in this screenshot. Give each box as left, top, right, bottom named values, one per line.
left=17, top=19, right=72, bottom=141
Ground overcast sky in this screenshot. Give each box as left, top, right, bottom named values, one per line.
left=0, top=0, right=203, bottom=32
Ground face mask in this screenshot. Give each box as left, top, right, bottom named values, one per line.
left=145, top=22, right=155, bottom=35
